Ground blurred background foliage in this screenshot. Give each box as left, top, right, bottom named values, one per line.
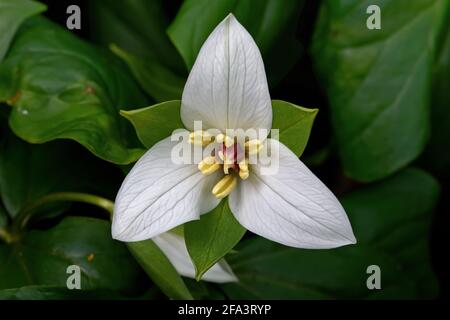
left=0, top=0, right=448, bottom=299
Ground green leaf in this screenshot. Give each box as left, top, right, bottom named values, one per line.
left=127, top=240, right=193, bottom=300
left=88, top=0, right=186, bottom=101
left=0, top=285, right=158, bottom=300
left=0, top=216, right=146, bottom=293
left=0, top=286, right=87, bottom=300
left=185, top=200, right=246, bottom=281
left=0, top=16, right=147, bottom=164
left=120, top=100, right=183, bottom=149
left=0, top=129, right=122, bottom=219
left=88, top=0, right=185, bottom=73
left=271, top=100, right=318, bottom=157
left=423, top=18, right=450, bottom=177
left=184, top=278, right=227, bottom=300
left=0, top=0, right=46, bottom=62
left=311, top=0, right=449, bottom=181
left=111, top=45, right=185, bottom=102
left=167, top=0, right=305, bottom=85
left=0, top=202, right=7, bottom=229
left=221, top=168, right=439, bottom=299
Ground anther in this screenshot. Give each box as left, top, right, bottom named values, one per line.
left=212, top=175, right=237, bottom=199
left=238, top=160, right=248, bottom=172
left=239, top=170, right=249, bottom=180
left=216, top=133, right=234, bottom=147
left=198, top=156, right=220, bottom=175
left=245, top=139, right=263, bottom=155
left=238, top=160, right=249, bottom=180
left=189, top=130, right=213, bottom=146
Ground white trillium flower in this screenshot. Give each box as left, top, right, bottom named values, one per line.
left=112, top=14, right=356, bottom=282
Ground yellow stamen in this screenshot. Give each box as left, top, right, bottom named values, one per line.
left=198, top=156, right=220, bottom=175
left=238, top=160, right=248, bottom=172
left=189, top=130, right=213, bottom=146
left=245, top=139, right=263, bottom=155
left=212, top=175, right=237, bottom=199
left=238, top=160, right=249, bottom=180
left=239, top=170, right=249, bottom=180
left=216, top=133, right=234, bottom=147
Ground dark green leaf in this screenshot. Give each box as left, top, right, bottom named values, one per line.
left=0, top=202, right=7, bottom=229
left=341, top=168, right=439, bottom=298
left=111, top=45, right=185, bottom=102
left=127, top=239, right=193, bottom=300
left=222, top=168, right=439, bottom=299
left=0, top=0, right=46, bottom=62
left=271, top=100, right=318, bottom=157
left=168, top=0, right=304, bottom=85
left=0, top=129, right=122, bottom=219
left=0, top=285, right=159, bottom=300
left=88, top=0, right=186, bottom=101
left=120, top=100, right=183, bottom=149
left=184, top=278, right=227, bottom=300
left=88, top=0, right=185, bottom=73
left=311, top=0, right=449, bottom=181
left=0, top=17, right=147, bottom=164
left=0, top=216, right=146, bottom=293
left=185, top=200, right=246, bottom=281
left=423, top=18, right=450, bottom=177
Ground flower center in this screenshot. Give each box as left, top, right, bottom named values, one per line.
left=188, top=130, right=263, bottom=199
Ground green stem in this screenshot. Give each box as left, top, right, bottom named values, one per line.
left=14, top=192, right=114, bottom=231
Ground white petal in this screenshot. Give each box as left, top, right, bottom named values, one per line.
left=181, top=14, right=272, bottom=133
left=229, top=139, right=356, bottom=249
left=112, top=134, right=220, bottom=241
left=153, top=232, right=238, bottom=283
